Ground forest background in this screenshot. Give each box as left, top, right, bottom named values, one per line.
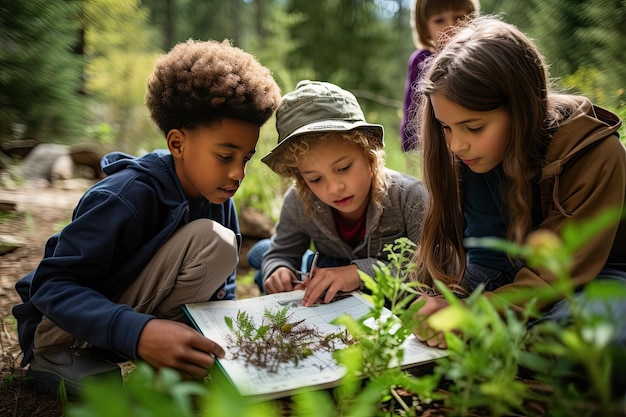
left=1, top=0, right=625, bottom=220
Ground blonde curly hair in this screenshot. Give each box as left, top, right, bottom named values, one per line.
left=272, top=129, right=387, bottom=216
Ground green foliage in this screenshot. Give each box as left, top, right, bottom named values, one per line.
left=201, top=367, right=282, bottom=417
left=68, top=363, right=207, bottom=417
left=83, top=0, right=162, bottom=152
left=481, top=1, right=624, bottom=115
left=526, top=0, right=589, bottom=77
left=0, top=0, right=85, bottom=142
left=431, top=284, right=533, bottom=416
left=223, top=310, right=255, bottom=342
left=333, top=238, right=442, bottom=414
left=64, top=216, right=626, bottom=416
left=241, top=1, right=309, bottom=94
left=462, top=207, right=626, bottom=416
left=85, top=122, right=117, bottom=145
left=561, top=67, right=625, bottom=139
left=235, top=270, right=256, bottom=288
left=337, top=239, right=423, bottom=377
left=577, top=0, right=626, bottom=110
left=0, top=210, right=17, bottom=224
left=4, top=1, right=623, bottom=160
left=1, top=373, right=17, bottom=389
left=234, top=121, right=287, bottom=220
left=59, top=379, right=69, bottom=414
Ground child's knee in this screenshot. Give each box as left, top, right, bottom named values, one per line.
left=189, top=219, right=239, bottom=271
left=247, top=238, right=271, bottom=268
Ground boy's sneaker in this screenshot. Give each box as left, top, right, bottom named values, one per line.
left=27, top=348, right=123, bottom=398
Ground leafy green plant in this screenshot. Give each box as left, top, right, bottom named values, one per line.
left=461, top=206, right=626, bottom=416
left=426, top=283, right=533, bottom=417
left=333, top=238, right=442, bottom=415
left=63, top=210, right=626, bottom=416
left=337, top=238, right=426, bottom=377
left=1, top=373, right=17, bottom=390
left=68, top=363, right=208, bottom=417
left=223, top=306, right=352, bottom=372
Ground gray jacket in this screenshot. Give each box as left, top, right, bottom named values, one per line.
left=261, top=169, right=428, bottom=282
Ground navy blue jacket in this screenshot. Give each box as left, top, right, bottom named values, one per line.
left=13, top=150, right=240, bottom=366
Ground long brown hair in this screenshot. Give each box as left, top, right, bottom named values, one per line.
left=412, top=16, right=553, bottom=287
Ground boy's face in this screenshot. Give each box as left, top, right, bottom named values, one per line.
left=427, top=8, right=468, bottom=46
left=297, top=136, right=373, bottom=222
left=168, top=118, right=260, bottom=203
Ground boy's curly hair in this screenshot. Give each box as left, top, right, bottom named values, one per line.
left=145, top=39, right=281, bottom=136
left=272, top=130, right=387, bottom=216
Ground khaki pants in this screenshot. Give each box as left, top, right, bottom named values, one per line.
left=33, top=219, right=238, bottom=356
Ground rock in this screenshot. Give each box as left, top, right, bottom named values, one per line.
left=69, top=144, right=105, bottom=179
left=239, top=207, right=275, bottom=239
left=21, top=143, right=70, bottom=185
left=51, top=154, right=74, bottom=181
left=0, top=234, right=26, bottom=255
left=0, top=138, right=41, bottom=160
left=19, top=142, right=106, bottom=185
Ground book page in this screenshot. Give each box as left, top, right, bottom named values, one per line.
left=184, top=291, right=446, bottom=400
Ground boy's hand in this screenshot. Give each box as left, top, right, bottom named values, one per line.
left=264, top=267, right=305, bottom=294
left=301, top=264, right=359, bottom=307
left=137, top=319, right=225, bottom=379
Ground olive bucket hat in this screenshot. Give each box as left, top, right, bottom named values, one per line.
left=261, top=80, right=384, bottom=172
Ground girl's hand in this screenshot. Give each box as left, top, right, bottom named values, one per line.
left=264, top=267, right=306, bottom=294
left=301, top=264, right=360, bottom=307
left=413, top=294, right=450, bottom=349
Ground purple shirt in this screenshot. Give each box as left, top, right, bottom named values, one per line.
left=400, top=49, right=433, bottom=151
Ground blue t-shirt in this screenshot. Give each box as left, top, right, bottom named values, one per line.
left=463, top=165, right=513, bottom=271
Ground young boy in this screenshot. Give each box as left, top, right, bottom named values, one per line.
left=12, top=39, right=281, bottom=397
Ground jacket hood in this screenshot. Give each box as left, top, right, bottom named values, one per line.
left=99, top=149, right=185, bottom=207
left=541, top=95, right=622, bottom=181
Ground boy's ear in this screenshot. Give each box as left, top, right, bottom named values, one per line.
left=167, top=129, right=185, bottom=159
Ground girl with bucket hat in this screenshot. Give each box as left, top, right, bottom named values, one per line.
left=255, top=80, right=428, bottom=307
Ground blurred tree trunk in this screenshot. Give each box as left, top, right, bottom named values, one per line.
left=73, top=0, right=87, bottom=95
left=255, top=0, right=269, bottom=47
left=165, top=0, right=175, bottom=50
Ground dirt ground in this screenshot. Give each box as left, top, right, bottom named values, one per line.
left=0, top=180, right=259, bottom=417
left=0, top=181, right=86, bottom=416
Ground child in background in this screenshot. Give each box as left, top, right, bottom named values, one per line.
left=12, top=39, right=281, bottom=396
left=258, top=80, right=428, bottom=307
left=400, top=0, right=479, bottom=152
left=409, top=15, right=626, bottom=349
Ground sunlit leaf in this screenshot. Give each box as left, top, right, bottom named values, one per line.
left=427, top=305, right=469, bottom=331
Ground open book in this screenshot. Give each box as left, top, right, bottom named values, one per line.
left=183, top=290, right=447, bottom=401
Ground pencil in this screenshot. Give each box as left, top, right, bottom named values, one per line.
left=292, top=252, right=319, bottom=285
